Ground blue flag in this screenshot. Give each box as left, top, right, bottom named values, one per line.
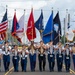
left=1, top=9, right=7, bottom=22
left=42, top=11, right=53, bottom=44
left=35, top=10, right=44, bottom=33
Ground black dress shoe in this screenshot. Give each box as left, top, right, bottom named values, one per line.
left=5, top=70, right=8, bottom=72
left=50, top=70, right=52, bottom=72
left=23, top=70, right=26, bottom=72
left=52, top=69, right=54, bottom=72
left=43, top=68, right=45, bottom=71
left=40, top=70, right=42, bottom=72
left=7, top=68, right=9, bottom=71
left=66, top=70, right=70, bottom=72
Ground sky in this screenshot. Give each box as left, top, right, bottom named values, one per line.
left=0, top=0, right=75, bottom=43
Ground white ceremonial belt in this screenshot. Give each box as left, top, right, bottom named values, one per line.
left=30, top=52, right=35, bottom=55
left=59, top=55, right=62, bottom=57
left=14, top=57, right=17, bottom=59
left=73, top=53, right=75, bottom=55
left=66, top=57, right=69, bottom=59
left=25, top=55, right=28, bottom=57
left=4, top=54, right=9, bottom=55
left=50, top=54, right=53, bottom=57
left=22, top=57, right=25, bottom=59
left=40, top=54, right=43, bottom=56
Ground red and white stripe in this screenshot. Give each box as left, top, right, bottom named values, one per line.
left=0, top=20, right=8, bottom=33
left=0, top=20, right=8, bottom=40
left=0, top=33, right=6, bottom=40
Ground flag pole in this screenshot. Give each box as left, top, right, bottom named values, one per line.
left=40, top=9, right=43, bottom=41
left=68, top=13, right=70, bottom=42
left=57, top=9, right=61, bottom=42
left=6, top=5, right=8, bottom=41
left=39, top=9, right=42, bottom=40
left=14, top=9, right=17, bottom=43
left=59, top=31, right=60, bottom=42
left=51, top=7, right=53, bottom=41
left=66, top=9, right=69, bottom=42
left=64, top=18, right=65, bottom=44
left=32, top=8, right=34, bottom=42
left=23, top=9, right=26, bottom=44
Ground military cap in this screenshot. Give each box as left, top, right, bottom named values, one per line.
left=65, top=42, right=69, bottom=45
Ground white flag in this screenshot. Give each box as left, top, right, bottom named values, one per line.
left=16, top=14, right=25, bottom=42
left=65, top=13, right=74, bottom=41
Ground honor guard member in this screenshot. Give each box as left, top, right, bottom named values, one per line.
left=47, top=41, right=55, bottom=72
left=2, top=41, right=11, bottom=72
left=28, top=41, right=37, bottom=71
left=12, top=45, right=19, bottom=72
left=56, top=42, right=63, bottom=72
left=0, top=44, right=2, bottom=71
left=71, top=42, right=75, bottom=70
left=37, top=41, right=46, bottom=72
left=20, top=44, right=29, bottom=72
left=64, top=42, right=71, bottom=72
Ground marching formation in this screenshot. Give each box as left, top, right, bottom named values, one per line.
left=0, top=40, right=75, bottom=72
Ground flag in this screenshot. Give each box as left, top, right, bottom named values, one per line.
left=26, top=9, right=36, bottom=41
left=53, top=12, right=61, bottom=45
left=35, top=10, right=44, bottom=34
left=42, top=11, right=53, bottom=44
left=11, top=12, right=22, bottom=43
left=0, top=9, right=8, bottom=40
left=18, top=14, right=24, bottom=33
left=16, top=14, right=24, bottom=43
left=65, top=13, right=74, bottom=41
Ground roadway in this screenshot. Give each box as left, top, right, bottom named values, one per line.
left=0, top=54, right=75, bottom=75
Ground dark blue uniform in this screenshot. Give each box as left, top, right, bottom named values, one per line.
left=29, top=52, right=36, bottom=71
left=72, top=45, right=75, bottom=70
left=48, top=46, right=55, bottom=72
left=21, top=50, right=28, bottom=72
left=0, top=48, right=2, bottom=71
left=2, top=46, right=11, bottom=72
left=12, top=50, right=19, bottom=72
left=3, top=54, right=10, bottom=72
left=56, top=48, right=63, bottom=72
left=72, top=54, right=75, bottom=70
left=64, top=48, right=71, bottom=72
left=29, top=41, right=36, bottom=71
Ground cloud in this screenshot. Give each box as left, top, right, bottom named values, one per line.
left=0, top=1, right=47, bottom=20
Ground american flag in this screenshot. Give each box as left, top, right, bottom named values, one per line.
left=0, top=21, right=8, bottom=33
left=0, top=10, right=8, bottom=40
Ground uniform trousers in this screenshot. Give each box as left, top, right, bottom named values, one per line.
left=56, top=54, right=63, bottom=71
left=65, top=55, right=70, bottom=72
left=21, top=57, right=27, bottom=72
left=3, top=55, right=10, bottom=72
left=29, top=53, right=36, bottom=71
left=38, top=54, right=46, bottom=71
left=72, top=55, right=75, bottom=70
left=12, top=56, right=19, bottom=72
left=48, top=54, right=55, bottom=71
